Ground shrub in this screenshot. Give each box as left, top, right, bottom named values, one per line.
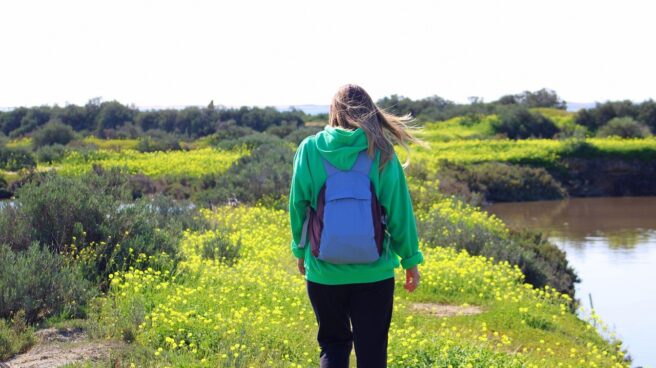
left=596, top=117, right=652, bottom=138
left=492, top=107, right=560, bottom=139
left=136, top=131, right=182, bottom=152
left=76, top=197, right=181, bottom=288
left=417, top=197, right=578, bottom=296
left=560, top=139, right=601, bottom=158
left=36, top=143, right=67, bottom=163
left=0, top=243, right=95, bottom=323
left=199, top=231, right=242, bottom=265
left=438, top=162, right=567, bottom=202
left=31, top=120, right=76, bottom=148
left=15, top=173, right=115, bottom=252
left=0, top=312, right=36, bottom=361
left=1, top=172, right=199, bottom=287
left=0, top=204, right=33, bottom=251
left=0, top=146, right=36, bottom=171
left=209, top=120, right=256, bottom=143
left=265, top=120, right=299, bottom=138
left=213, top=131, right=284, bottom=150
left=284, top=126, right=323, bottom=145
left=194, top=143, right=293, bottom=206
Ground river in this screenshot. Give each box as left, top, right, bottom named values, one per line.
left=485, top=196, right=656, bottom=367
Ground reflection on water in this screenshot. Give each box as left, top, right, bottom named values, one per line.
left=486, top=197, right=656, bottom=368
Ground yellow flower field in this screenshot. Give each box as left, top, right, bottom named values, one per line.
left=94, top=205, right=628, bottom=367
left=52, top=147, right=246, bottom=179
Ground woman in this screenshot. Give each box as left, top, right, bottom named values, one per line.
left=289, top=84, right=424, bottom=368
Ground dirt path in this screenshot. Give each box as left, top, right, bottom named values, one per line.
left=1, top=327, right=123, bottom=368
left=409, top=302, right=484, bottom=317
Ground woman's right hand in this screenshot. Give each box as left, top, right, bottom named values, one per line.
left=404, top=265, right=420, bottom=292
left=297, top=257, right=306, bottom=275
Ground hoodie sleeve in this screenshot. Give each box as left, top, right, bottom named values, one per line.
left=289, top=139, right=312, bottom=259
left=379, top=152, right=424, bottom=269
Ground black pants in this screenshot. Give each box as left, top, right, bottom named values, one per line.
left=306, top=277, right=395, bottom=368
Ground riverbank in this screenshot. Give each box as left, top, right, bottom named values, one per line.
left=403, top=137, right=656, bottom=204
left=486, top=196, right=656, bottom=367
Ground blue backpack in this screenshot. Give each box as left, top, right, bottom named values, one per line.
left=299, top=150, right=389, bottom=264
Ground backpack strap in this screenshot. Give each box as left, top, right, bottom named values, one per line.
left=298, top=207, right=310, bottom=249
left=321, top=150, right=372, bottom=176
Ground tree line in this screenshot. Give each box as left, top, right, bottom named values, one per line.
left=2, top=89, right=656, bottom=141
left=0, top=99, right=308, bottom=139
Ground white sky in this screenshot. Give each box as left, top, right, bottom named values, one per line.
left=1, top=0, right=654, bottom=108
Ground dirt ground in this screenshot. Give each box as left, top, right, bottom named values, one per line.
left=1, top=327, right=123, bottom=368
left=408, top=302, right=484, bottom=317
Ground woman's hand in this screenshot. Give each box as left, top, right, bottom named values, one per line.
left=404, top=265, right=420, bottom=292
left=297, top=257, right=305, bottom=275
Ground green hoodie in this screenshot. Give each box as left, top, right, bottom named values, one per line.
left=289, top=125, right=424, bottom=285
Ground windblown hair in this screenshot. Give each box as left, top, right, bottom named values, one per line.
left=328, top=84, right=426, bottom=170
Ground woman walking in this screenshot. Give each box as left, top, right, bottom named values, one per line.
left=289, top=84, right=424, bottom=368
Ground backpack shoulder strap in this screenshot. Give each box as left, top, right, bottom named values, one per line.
left=351, top=150, right=373, bottom=175
left=321, top=156, right=340, bottom=177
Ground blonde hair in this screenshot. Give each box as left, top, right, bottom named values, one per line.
left=328, top=84, right=426, bottom=170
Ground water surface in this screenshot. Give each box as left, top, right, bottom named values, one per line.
left=486, top=197, right=656, bottom=367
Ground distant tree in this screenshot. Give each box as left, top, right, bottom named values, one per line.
left=496, top=89, right=566, bottom=110
left=497, top=94, right=518, bottom=105
left=135, top=111, right=161, bottom=132
left=10, top=106, right=52, bottom=137
left=576, top=100, right=641, bottom=132
left=596, top=117, right=651, bottom=138
left=0, top=107, right=28, bottom=135
left=638, top=100, right=656, bottom=132
left=574, top=109, right=600, bottom=131
left=95, top=101, right=136, bottom=135
left=56, top=104, right=93, bottom=131
left=493, top=107, right=560, bottom=139
left=31, top=120, right=76, bottom=148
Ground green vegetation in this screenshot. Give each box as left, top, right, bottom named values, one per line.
left=0, top=311, right=35, bottom=361
left=1, top=92, right=649, bottom=366
left=596, top=117, right=652, bottom=138
left=492, top=106, right=560, bottom=139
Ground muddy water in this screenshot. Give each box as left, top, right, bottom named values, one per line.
left=486, top=197, right=656, bottom=367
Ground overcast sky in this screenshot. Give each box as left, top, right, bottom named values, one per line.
left=1, top=0, right=654, bottom=108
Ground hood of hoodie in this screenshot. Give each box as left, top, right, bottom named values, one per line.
left=315, top=125, right=369, bottom=170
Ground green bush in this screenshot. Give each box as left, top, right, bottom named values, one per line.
left=438, top=162, right=567, bottom=202
left=0, top=312, right=36, bottom=361
left=0, top=243, right=95, bottom=323
left=194, top=143, right=293, bottom=206
left=560, top=139, right=601, bottom=158
left=136, top=131, right=182, bottom=152
left=36, top=143, right=67, bottom=163
left=209, top=120, right=256, bottom=143
left=265, top=120, right=299, bottom=138
left=1, top=172, right=203, bottom=288
left=77, top=197, right=182, bottom=288
left=199, top=231, right=241, bottom=265
left=596, top=117, right=652, bottom=138
left=31, top=120, right=76, bottom=148
left=284, top=126, right=323, bottom=145
left=417, top=201, right=578, bottom=296
left=0, top=205, right=33, bottom=250
left=213, top=132, right=285, bottom=150
left=0, top=146, right=35, bottom=171
left=15, top=173, right=115, bottom=252
left=492, top=107, right=560, bottom=139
